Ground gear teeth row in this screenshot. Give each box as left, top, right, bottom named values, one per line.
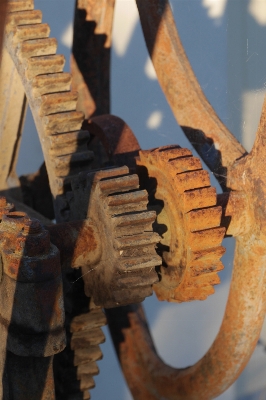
left=4, top=3, right=94, bottom=199
left=66, top=166, right=161, bottom=307
left=70, top=306, right=106, bottom=398
left=137, top=145, right=226, bottom=302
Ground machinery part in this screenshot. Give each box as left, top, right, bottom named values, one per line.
left=2, top=0, right=94, bottom=214
left=84, top=114, right=141, bottom=170
left=71, top=0, right=115, bottom=118
left=66, top=165, right=161, bottom=308
left=136, top=145, right=225, bottom=302
left=136, top=0, right=246, bottom=189
left=0, top=211, right=65, bottom=399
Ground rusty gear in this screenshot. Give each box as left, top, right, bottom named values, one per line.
left=2, top=0, right=93, bottom=216
left=66, top=165, right=161, bottom=308
left=137, top=145, right=225, bottom=302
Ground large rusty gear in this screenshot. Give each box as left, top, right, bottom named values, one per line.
left=66, top=165, right=161, bottom=308
left=2, top=0, right=92, bottom=210
left=137, top=145, right=226, bottom=302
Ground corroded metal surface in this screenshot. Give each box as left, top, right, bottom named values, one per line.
left=137, top=145, right=225, bottom=302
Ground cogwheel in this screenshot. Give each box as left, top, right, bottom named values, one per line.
left=66, top=165, right=161, bottom=308
left=136, top=145, right=226, bottom=302
left=2, top=0, right=93, bottom=217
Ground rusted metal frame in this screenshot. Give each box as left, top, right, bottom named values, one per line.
left=71, top=0, right=115, bottom=119
left=135, top=0, right=247, bottom=189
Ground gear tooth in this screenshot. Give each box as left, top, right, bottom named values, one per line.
left=74, top=346, right=103, bottom=366
left=83, top=391, right=91, bottom=400
left=106, top=190, right=148, bottom=215
left=189, top=227, right=225, bottom=251
left=114, top=232, right=159, bottom=250
left=26, top=54, right=65, bottom=79
left=156, top=146, right=192, bottom=161
left=42, top=111, right=84, bottom=135
left=32, top=72, right=72, bottom=97
left=71, top=310, right=107, bottom=333
left=116, top=270, right=159, bottom=289
left=79, top=375, right=95, bottom=391
left=169, top=156, right=202, bottom=173
left=49, top=130, right=90, bottom=157
left=14, top=23, right=50, bottom=41
left=183, top=187, right=217, bottom=212
left=191, top=246, right=226, bottom=262
left=71, top=328, right=105, bottom=349
left=87, top=166, right=129, bottom=184
left=77, top=362, right=99, bottom=379
left=18, top=37, right=57, bottom=58
left=5, top=10, right=42, bottom=30
left=190, top=260, right=224, bottom=277
left=186, top=206, right=222, bottom=232
left=113, top=210, right=156, bottom=228
left=119, top=254, right=161, bottom=271
left=191, top=272, right=221, bottom=287
left=98, top=174, right=139, bottom=195
left=175, top=170, right=210, bottom=191
left=8, top=0, right=34, bottom=12
left=40, top=91, right=79, bottom=116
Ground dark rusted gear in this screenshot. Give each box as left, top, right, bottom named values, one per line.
left=66, top=165, right=161, bottom=308
left=136, top=145, right=225, bottom=302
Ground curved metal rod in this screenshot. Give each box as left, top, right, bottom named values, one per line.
left=136, top=0, right=246, bottom=188
left=107, top=234, right=266, bottom=399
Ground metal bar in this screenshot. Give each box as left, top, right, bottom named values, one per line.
left=136, top=0, right=246, bottom=189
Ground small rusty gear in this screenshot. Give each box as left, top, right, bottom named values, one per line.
left=66, top=165, right=161, bottom=308
left=136, top=145, right=226, bottom=302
